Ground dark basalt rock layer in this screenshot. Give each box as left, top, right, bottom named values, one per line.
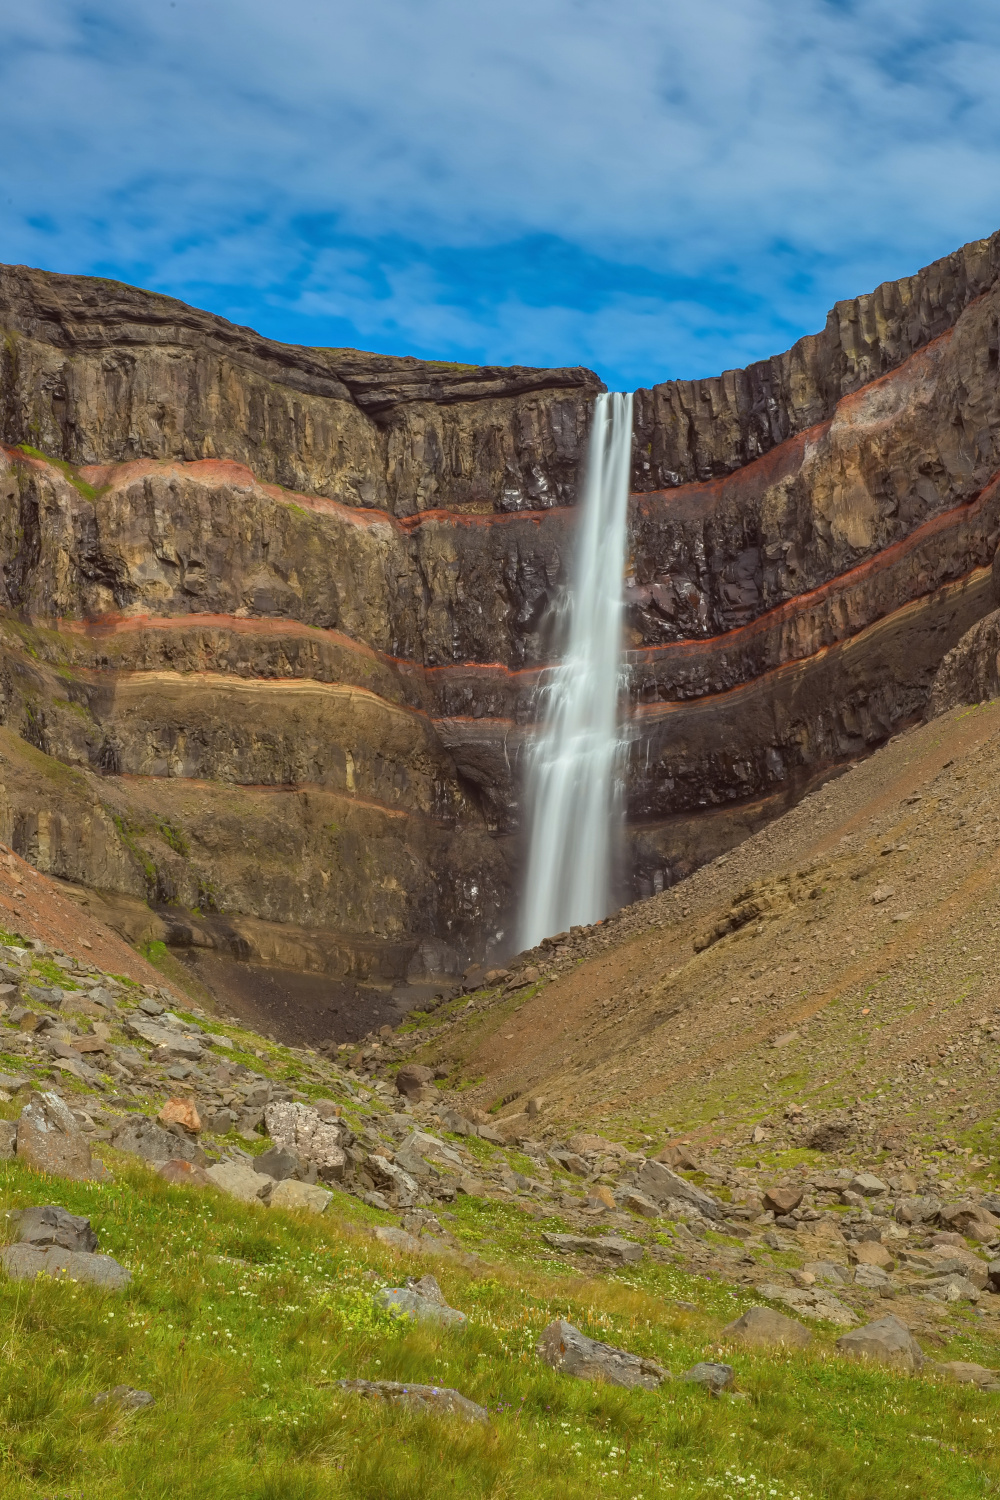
left=0, top=234, right=999, bottom=999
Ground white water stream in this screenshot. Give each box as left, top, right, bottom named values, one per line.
left=517, top=390, right=633, bottom=950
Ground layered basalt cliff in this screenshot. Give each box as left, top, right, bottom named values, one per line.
left=0, top=233, right=998, bottom=1014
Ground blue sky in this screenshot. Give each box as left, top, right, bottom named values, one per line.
left=4, top=1, right=1000, bottom=391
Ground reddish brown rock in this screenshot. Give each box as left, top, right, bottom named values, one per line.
left=763, top=1184, right=805, bottom=1216
left=157, top=1158, right=213, bottom=1188
left=158, top=1098, right=202, bottom=1134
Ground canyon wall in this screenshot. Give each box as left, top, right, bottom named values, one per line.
left=0, top=233, right=998, bottom=999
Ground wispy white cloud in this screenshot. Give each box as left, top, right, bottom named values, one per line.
left=3, top=1, right=1000, bottom=387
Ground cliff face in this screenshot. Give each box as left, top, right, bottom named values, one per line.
left=0, top=234, right=998, bottom=998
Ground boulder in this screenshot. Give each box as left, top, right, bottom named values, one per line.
left=536, top=1320, right=667, bottom=1389
left=635, top=1159, right=722, bottom=1220
left=763, top=1184, right=804, bottom=1216
left=896, top=1195, right=941, bottom=1225
left=853, top=1263, right=893, bottom=1290
left=850, top=1173, right=889, bottom=1197
left=8, top=1204, right=98, bottom=1252
left=619, top=1190, right=661, bottom=1219
left=850, top=1240, right=893, bottom=1268
left=371, top=1226, right=422, bottom=1254
left=757, top=1283, right=858, bottom=1327
left=836, top=1315, right=924, bottom=1372
left=722, top=1306, right=812, bottom=1349
left=0, top=1243, right=130, bottom=1289
left=157, top=1159, right=213, bottom=1188
left=262, top=1102, right=346, bottom=1182
left=16, top=1091, right=98, bottom=1181
left=802, top=1260, right=850, bottom=1286
left=939, top=1201, right=999, bottom=1242
left=375, top=1275, right=466, bottom=1328
left=542, top=1232, right=644, bottom=1264
left=254, top=1146, right=302, bottom=1181
left=268, top=1179, right=333, bottom=1214
left=0, top=1120, right=18, bottom=1160
left=681, top=1362, right=734, bottom=1394
left=112, top=1116, right=200, bottom=1166
left=205, top=1161, right=274, bottom=1204
left=366, top=1155, right=420, bottom=1208
left=157, top=1099, right=202, bottom=1134
left=337, top=1379, right=487, bottom=1424
left=395, top=1064, right=434, bottom=1101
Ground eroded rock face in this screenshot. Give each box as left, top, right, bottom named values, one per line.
left=1, top=234, right=999, bottom=989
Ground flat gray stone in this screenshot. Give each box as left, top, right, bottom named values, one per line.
left=338, top=1378, right=487, bottom=1423
left=0, top=1243, right=130, bottom=1289
left=536, top=1319, right=667, bottom=1389
left=850, top=1173, right=889, bottom=1197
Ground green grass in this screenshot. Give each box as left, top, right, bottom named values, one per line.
left=2, top=1155, right=1000, bottom=1497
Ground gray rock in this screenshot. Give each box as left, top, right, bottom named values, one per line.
left=0, top=1243, right=130, bottom=1289
left=8, top=1204, right=98, bottom=1252
left=366, top=1155, right=420, bottom=1207
left=0, top=1072, right=29, bottom=1092
left=206, top=1161, right=274, bottom=1204
left=268, top=1180, right=332, bottom=1214
left=895, top=1195, right=941, bottom=1224
left=337, top=1379, right=487, bottom=1423
left=836, top=1315, right=924, bottom=1372
left=853, top=1263, right=893, bottom=1290
left=921, top=1273, right=981, bottom=1303
left=757, top=1283, right=858, bottom=1327
left=850, top=1173, right=889, bottom=1197
left=722, top=1306, right=812, bottom=1349
left=536, top=1319, right=668, bottom=1389
left=93, top=1385, right=155, bottom=1410
left=681, top=1361, right=735, bottom=1394
left=541, top=1232, right=644, bottom=1264
left=111, top=1116, right=199, bottom=1166
left=254, top=1146, right=301, bottom=1181
left=25, top=984, right=62, bottom=1010
left=803, top=1260, right=850, bottom=1286
left=375, top=1275, right=467, bottom=1329
left=371, top=1226, right=422, bottom=1253
left=0, top=1120, right=15, bottom=1160
left=636, top=1159, right=722, bottom=1220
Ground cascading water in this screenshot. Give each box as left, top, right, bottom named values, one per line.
left=517, top=390, right=633, bottom=950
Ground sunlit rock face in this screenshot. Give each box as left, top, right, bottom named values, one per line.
left=0, top=232, right=999, bottom=981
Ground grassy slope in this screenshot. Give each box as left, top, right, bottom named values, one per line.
left=2, top=1145, right=1000, bottom=1500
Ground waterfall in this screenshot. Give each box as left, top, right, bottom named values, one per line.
left=517, top=390, right=633, bottom=950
